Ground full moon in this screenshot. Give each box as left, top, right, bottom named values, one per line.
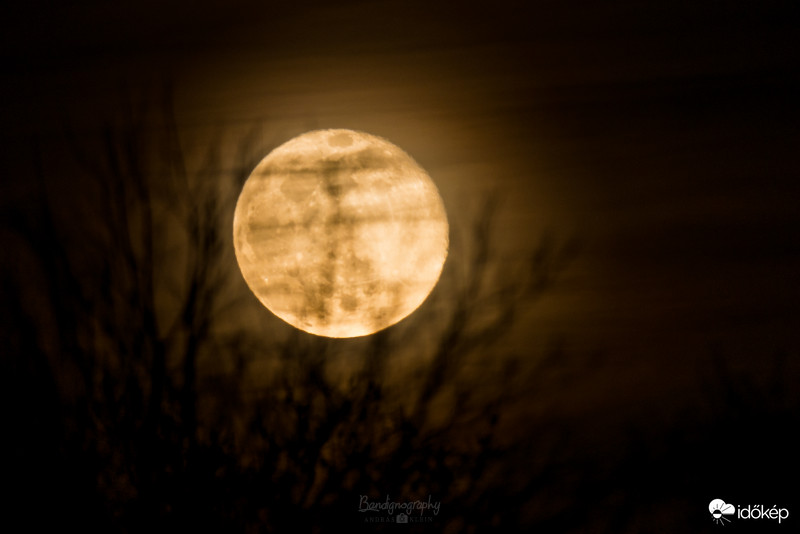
left=233, top=129, right=449, bottom=338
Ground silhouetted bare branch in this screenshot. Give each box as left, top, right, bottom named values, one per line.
left=16, top=87, right=795, bottom=534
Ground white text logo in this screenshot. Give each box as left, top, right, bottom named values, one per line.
left=709, top=498, right=790, bottom=525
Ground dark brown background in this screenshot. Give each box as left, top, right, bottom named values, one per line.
left=2, top=1, right=799, bottom=531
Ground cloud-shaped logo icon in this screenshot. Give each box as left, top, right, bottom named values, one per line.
left=709, top=499, right=736, bottom=525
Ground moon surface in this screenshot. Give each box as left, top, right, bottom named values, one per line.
left=233, top=129, right=449, bottom=338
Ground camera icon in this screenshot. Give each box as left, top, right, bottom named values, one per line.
left=396, top=513, right=408, bottom=524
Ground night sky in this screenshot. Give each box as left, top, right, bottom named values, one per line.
left=2, top=1, right=799, bottom=532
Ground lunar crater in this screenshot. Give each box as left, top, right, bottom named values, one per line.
left=234, top=129, right=448, bottom=338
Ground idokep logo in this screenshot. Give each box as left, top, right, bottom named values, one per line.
left=709, top=498, right=790, bottom=526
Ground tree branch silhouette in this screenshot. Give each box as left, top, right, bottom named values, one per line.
left=3, top=88, right=589, bottom=532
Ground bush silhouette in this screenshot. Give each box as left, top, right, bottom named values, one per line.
left=3, top=89, right=796, bottom=533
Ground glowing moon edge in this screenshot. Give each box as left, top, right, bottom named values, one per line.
left=233, top=129, right=449, bottom=338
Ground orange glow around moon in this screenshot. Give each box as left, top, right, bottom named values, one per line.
left=233, top=129, right=449, bottom=338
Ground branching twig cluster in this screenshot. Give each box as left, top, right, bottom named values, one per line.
left=4, top=91, right=584, bottom=532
